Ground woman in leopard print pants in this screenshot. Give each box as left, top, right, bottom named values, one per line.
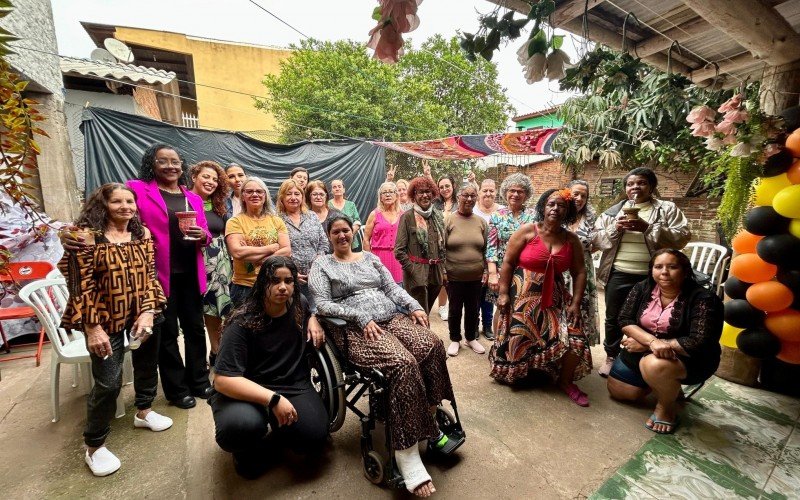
left=310, top=216, right=461, bottom=497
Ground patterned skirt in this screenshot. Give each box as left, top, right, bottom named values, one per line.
left=202, top=234, right=233, bottom=318
left=489, top=267, right=592, bottom=384
left=325, top=314, right=455, bottom=450
left=562, top=249, right=601, bottom=346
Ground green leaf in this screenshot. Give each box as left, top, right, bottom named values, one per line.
left=371, top=6, right=382, bottom=21
left=551, top=35, right=564, bottom=50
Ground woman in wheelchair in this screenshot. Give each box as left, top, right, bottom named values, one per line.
left=309, top=216, right=464, bottom=498
left=210, top=256, right=329, bottom=479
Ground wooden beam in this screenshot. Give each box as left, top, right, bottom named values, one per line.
left=635, top=17, right=710, bottom=57
left=552, top=0, right=605, bottom=27
left=561, top=18, right=693, bottom=76
left=690, top=53, right=761, bottom=81
left=680, top=0, right=800, bottom=66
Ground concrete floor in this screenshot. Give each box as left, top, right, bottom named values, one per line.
left=0, top=306, right=658, bottom=499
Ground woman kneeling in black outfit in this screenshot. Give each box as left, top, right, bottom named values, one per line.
left=210, top=256, right=328, bottom=479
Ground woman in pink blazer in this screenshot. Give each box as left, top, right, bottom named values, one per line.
left=126, top=143, right=212, bottom=410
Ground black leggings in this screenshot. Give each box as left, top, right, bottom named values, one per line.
left=604, top=269, right=647, bottom=358
left=210, top=390, right=328, bottom=460
left=447, top=280, right=482, bottom=341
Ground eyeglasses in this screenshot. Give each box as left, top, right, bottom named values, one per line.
left=155, top=159, right=182, bottom=167
left=310, top=192, right=326, bottom=198
left=243, top=189, right=266, bottom=196
left=380, top=190, right=397, bottom=195
left=416, top=190, right=432, bottom=195
left=459, top=193, right=477, bottom=199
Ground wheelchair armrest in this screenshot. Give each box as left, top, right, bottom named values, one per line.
left=316, top=315, right=347, bottom=328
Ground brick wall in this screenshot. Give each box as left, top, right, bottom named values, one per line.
left=490, top=159, right=723, bottom=245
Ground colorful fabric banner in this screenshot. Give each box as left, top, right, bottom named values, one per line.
left=371, top=127, right=560, bottom=159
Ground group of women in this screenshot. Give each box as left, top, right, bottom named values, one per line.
left=59, top=141, right=723, bottom=494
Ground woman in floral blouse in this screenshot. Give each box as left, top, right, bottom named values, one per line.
left=485, top=173, right=536, bottom=332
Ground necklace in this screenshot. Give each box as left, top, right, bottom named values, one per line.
left=159, top=186, right=182, bottom=194
left=105, top=230, right=131, bottom=245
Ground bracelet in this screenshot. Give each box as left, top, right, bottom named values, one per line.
left=649, top=338, right=659, bottom=347
left=142, top=310, right=156, bottom=315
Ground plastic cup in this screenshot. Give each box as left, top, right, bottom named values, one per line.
left=76, top=228, right=96, bottom=246
left=176, top=211, right=199, bottom=240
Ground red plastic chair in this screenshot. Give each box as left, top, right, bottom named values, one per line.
left=0, top=261, right=54, bottom=366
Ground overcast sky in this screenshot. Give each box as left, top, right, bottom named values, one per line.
left=52, top=0, right=582, bottom=129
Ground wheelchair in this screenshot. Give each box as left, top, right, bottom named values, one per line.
left=306, top=315, right=466, bottom=488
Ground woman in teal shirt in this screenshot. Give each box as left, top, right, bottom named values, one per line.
left=329, top=179, right=362, bottom=250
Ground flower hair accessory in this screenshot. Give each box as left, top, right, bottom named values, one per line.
left=557, top=188, right=574, bottom=201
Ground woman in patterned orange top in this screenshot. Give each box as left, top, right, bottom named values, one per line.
left=60, top=183, right=169, bottom=477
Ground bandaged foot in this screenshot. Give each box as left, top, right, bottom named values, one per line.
left=395, top=443, right=434, bottom=496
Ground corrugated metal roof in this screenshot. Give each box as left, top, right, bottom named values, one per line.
left=59, top=57, right=176, bottom=85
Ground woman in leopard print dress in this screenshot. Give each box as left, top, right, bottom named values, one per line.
left=309, top=216, right=462, bottom=497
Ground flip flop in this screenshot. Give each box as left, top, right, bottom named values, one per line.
left=647, top=416, right=679, bottom=434
left=644, top=413, right=657, bottom=430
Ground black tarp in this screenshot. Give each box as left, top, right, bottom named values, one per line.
left=81, top=107, right=385, bottom=219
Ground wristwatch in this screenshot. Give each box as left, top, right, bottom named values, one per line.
left=267, top=392, right=282, bottom=410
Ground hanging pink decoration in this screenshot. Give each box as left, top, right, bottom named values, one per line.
left=367, top=0, right=422, bottom=64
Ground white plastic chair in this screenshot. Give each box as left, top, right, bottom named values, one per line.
left=18, top=278, right=127, bottom=422
left=683, top=242, right=728, bottom=291
left=45, top=268, right=63, bottom=280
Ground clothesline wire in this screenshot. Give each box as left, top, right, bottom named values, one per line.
left=17, top=45, right=433, bottom=137
left=248, top=0, right=544, bottom=114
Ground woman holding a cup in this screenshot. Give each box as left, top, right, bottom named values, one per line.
left=126, top=144, right=213, bottom=409
left=594, top=167, right=691, bottom=378
left=225, top=177, right=291, bottom=307
left=59, top=183, right=170, bottom=476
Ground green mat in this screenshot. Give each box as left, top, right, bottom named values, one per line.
left=591, top=377, right=800, bottom=499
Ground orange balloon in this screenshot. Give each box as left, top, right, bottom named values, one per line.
left=777, top=341, right=800, bottom=364
left=746, top=281, right=795, bottom=312
left=788, top=160, right=800, bottom=184
left=765, top=308, right=800, bottom=342
left=729, top=254, right=778, bottom=283
left=787, top=130, right=800, bottom=158
left=731, top=230, right=763, bottom=254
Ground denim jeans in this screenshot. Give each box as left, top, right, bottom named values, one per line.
left=84, top=329, right=160, bottom=447
left=480, top=284, right=494, bottom=330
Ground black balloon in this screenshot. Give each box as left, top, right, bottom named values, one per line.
left=778, top=269, right=800, bottom=293
left=724, top=276, right=752, bottom=300
left=756, top=234, right=800, bottom=268
left=736, top=328, right=782, bottom=359
left=724, top=299, right=765, bottom=329
left=744, top=206, right=791, bottom=236
left=763, top=149, right=794, bottom=177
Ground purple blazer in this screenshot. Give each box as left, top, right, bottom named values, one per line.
left=126, top=179, right=211, bottom=297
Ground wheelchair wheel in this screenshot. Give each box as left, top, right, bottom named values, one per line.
left=321, top=343, right=347, bottom=431
left=308, top=344, right=346, bottom=432
left=363, top=450, right=385, bottom=485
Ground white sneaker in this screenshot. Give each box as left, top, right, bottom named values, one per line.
left=439, top=305, right=449, bottom=321
left=467, top=339, right=486, bottom=354
left=134, top=410, right=173, bottom=432
left=85, top=446, right=121, bottom=477
left=447, top=341, right=460, bottom=357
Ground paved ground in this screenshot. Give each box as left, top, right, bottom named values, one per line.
left=0, top=300, right=667, bottom=500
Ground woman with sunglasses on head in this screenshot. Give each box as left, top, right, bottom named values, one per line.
left=363, top=181, right=403, bottom=284
left=225, top=178, right=291, bottom=307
